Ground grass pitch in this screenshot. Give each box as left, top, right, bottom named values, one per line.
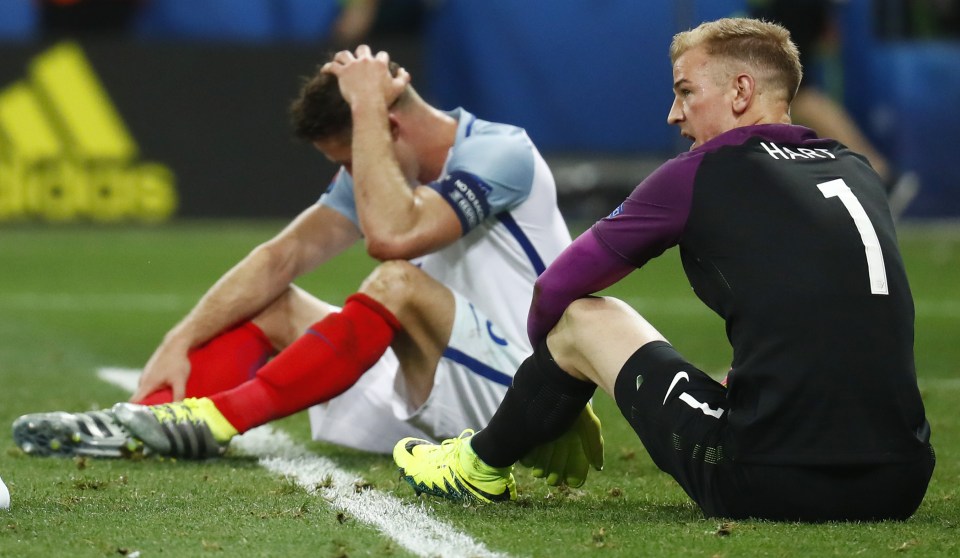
left=1, top=220, right=958, bottom=557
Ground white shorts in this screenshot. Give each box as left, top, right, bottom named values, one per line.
left=307, top=291, right=529, bottom=453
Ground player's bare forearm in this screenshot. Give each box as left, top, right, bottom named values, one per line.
left=349, top=105, right=460, bottom=259
left=348, top=99, right=418, bottom=241
left=324, top=46, right=459, bottom=259
left=171, top=244, right=292, bottom=348
left=132, top=243, right=294, bottom=401
left=134, top=206, right=360, bottom=401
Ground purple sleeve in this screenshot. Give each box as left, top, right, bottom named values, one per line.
left=591, top=153, right=699, bottom=265
left=526, top=154, right=699, bottom=344
left=527, top=230, right=635, bottom=343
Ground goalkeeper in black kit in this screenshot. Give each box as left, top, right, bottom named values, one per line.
left=393, top=17, right=934, bottom=522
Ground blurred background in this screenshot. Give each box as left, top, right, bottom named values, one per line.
left=0, top=0, right=958, bottom=224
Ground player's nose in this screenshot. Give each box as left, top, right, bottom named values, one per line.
left=667, top=98, right=683, bottom=125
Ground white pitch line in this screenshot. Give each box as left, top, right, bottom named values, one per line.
left=97, top=367, right=144, bottom=393
left=241, top=430, right=509, bottom=558
left=96, top=368, right=509, bottom=558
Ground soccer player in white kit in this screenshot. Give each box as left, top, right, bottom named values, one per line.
left=13, top=45, right=570, bottom=459
left=307, top=106, right=569, bottom=452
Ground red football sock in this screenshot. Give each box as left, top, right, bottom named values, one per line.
left=136, top=322, right=276, bottom=405
left=210, top=293, right=401, bottom=433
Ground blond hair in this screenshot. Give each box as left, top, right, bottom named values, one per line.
left=670, top=17, right=803, bottom=103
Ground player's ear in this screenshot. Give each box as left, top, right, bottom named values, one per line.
left=388, top=114, right=401, bottom=141
left=732, top=73, right=754, bottom=114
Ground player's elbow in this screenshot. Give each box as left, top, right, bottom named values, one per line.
left=364, top=221, right=454, bottom=261
left=364, top=235, right=412, bottom=261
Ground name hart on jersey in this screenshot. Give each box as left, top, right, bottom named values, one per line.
left=760, top=142, right=836, bottom=161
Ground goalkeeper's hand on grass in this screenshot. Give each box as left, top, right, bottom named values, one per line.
left=519, top=403, right=604, bottom=487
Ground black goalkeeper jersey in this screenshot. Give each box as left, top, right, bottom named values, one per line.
left=586, top=124, right=931, bottom=465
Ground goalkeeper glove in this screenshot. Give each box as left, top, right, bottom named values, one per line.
left=519, top=402, right=604, bottom=487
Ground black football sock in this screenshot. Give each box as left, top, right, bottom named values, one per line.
left=470, top=340, right=597, bottom=468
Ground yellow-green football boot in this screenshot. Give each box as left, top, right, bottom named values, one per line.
left=393, top=430, right=516, bottom=503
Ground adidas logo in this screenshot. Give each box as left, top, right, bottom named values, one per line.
left=0, top=42, right=177, bottom=223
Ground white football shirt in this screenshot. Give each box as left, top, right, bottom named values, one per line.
left=319, top=108, right=571, bottom=359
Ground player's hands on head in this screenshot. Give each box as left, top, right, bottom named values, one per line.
left=130, top=342, right=192, bottom=403
left=321, top=45, right=410, bottom=109
left=519, top=403, right=604, bottom=488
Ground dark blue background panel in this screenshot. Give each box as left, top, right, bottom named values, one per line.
left=424, top=1, right=678, bottom=153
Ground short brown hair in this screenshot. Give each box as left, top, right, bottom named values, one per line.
left=670, top=18, right=803, bottom=103
left=289, top=56, right=404, bottom=143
